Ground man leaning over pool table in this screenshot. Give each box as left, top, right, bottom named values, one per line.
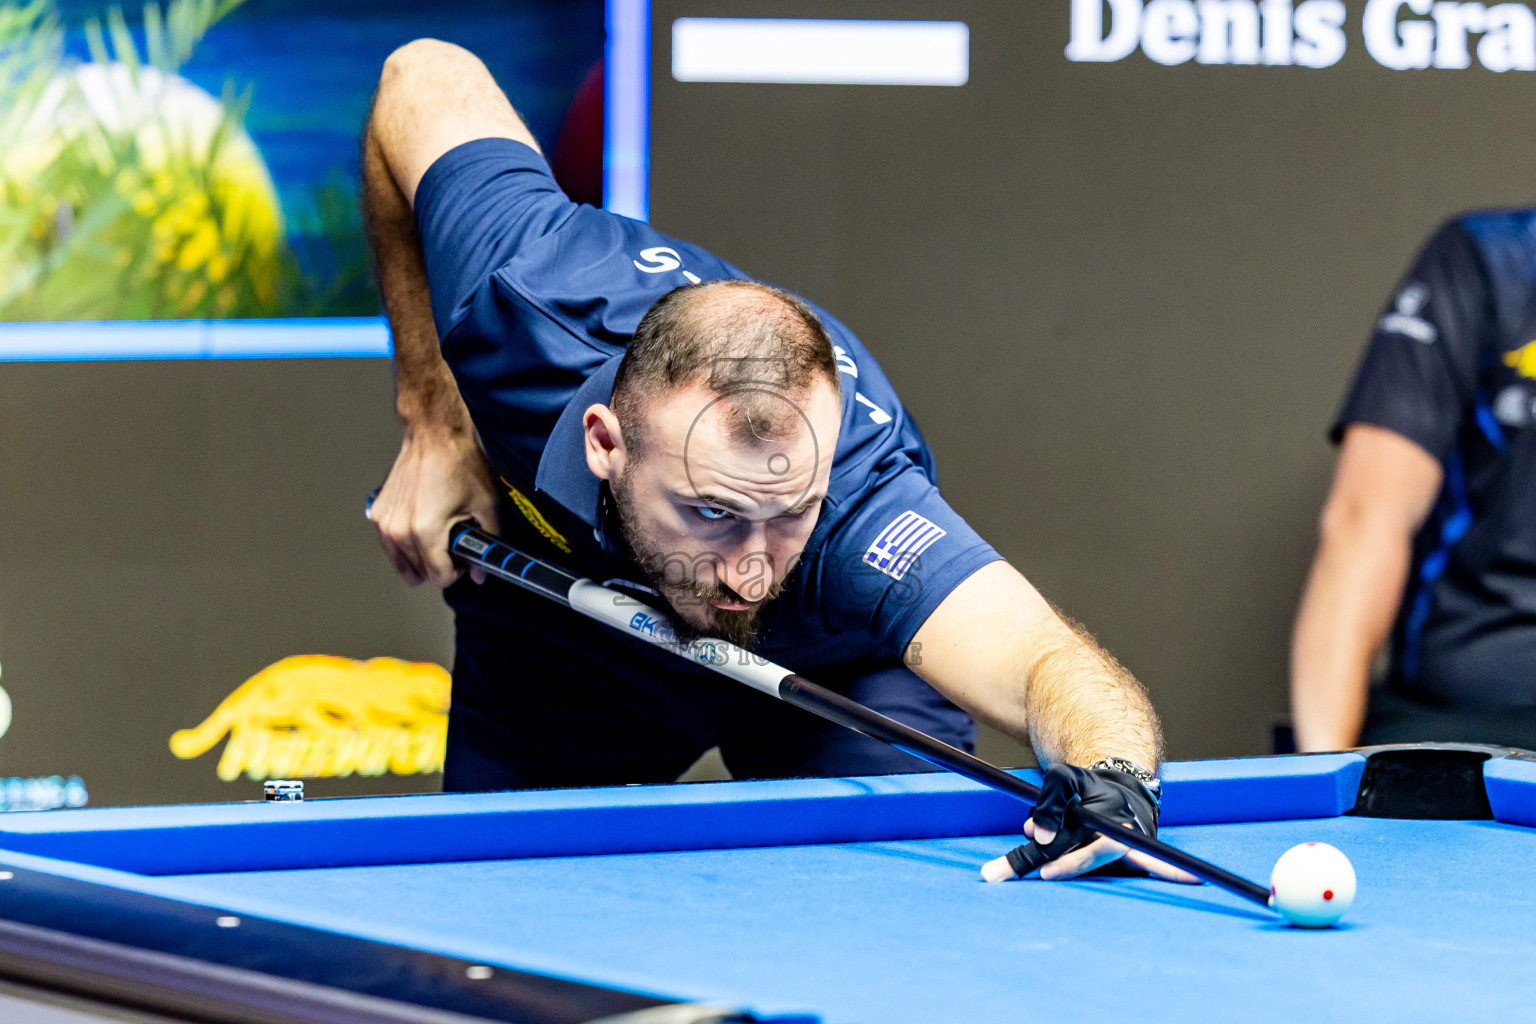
left=360, top=39, right=1194, bottom=886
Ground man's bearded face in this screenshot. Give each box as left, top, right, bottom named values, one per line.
left=604, top=382, right=841, bottom=648
left=612, top=473, right=784, bottom=647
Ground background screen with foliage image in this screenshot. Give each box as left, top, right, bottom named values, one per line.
left=0, top=0, right=604, bottom=323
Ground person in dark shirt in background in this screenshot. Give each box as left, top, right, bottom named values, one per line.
left=1292, top=211, right=1536, bottom=751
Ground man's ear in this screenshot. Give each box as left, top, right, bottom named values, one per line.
left=584, top=404, right=626, bottom=481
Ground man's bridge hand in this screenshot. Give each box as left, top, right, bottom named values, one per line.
left=982, top=762, right=1198, bottom=884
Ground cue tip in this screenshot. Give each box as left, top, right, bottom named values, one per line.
left=980, top=856, right=1015, bottom=883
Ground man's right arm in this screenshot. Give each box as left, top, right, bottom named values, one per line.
left=1289, top=424, right=1442, bottom=751
left=362, top=39, right=541, bottom=586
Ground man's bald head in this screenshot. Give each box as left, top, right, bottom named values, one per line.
left=611, top=280, right=841, bottom=459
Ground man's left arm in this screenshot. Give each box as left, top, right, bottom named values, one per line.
left=911, top=560, right=1196, bottom=882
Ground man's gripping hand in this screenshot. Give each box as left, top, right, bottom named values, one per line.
left=370, top=426, right=499, bottom=588
left=981, top=763, right=1198, bottom=884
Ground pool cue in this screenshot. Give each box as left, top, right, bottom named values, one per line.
left=368, top=485, right=1269, bottom=905
left=415, top=518, right=1274, bottom=910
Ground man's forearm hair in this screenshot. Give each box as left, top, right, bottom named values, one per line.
left=1024, top=612, right=1163, bottom=771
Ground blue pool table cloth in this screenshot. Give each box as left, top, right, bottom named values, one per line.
left=1, top=753, right=1533, bottom=1023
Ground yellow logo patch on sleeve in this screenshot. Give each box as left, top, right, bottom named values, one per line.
left=504, top=478, right=572, bottom=553
left=1504, top=341, right=1536, bottom=379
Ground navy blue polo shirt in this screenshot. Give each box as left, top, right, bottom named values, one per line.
left=415, top=139, right=1001, bottom=672
left=1335, top=210, right=1536, bottom=707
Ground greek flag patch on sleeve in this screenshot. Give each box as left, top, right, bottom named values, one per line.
left=864, top=510, right=947, bottom=581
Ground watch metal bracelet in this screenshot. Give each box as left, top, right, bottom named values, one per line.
left=1090, top=757, right=1162, bottom=806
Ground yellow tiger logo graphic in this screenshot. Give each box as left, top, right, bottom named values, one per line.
left=169, top=655, right=449, bottom=782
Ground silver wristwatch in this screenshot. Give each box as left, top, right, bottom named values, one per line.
left=1090, top=757, right=1162, bottom=807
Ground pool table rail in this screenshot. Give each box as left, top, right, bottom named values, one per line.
left=0, top=856, right=772, bottom=1024
left=0, top=754, right=1377, bottom=877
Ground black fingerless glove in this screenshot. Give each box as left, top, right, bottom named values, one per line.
left=1003, top=763, right=1160, bottom=878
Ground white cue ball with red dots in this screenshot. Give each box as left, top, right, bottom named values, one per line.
left=1268, top=842, right=1356, bottom=927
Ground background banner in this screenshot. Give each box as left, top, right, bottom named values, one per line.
left=0, top=0, right=602, bottom=332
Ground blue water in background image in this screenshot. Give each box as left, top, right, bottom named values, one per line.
left=57, top=0, right=605, bottom=315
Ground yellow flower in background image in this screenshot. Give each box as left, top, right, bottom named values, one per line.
left=0, top=0, right=292, bottom=320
